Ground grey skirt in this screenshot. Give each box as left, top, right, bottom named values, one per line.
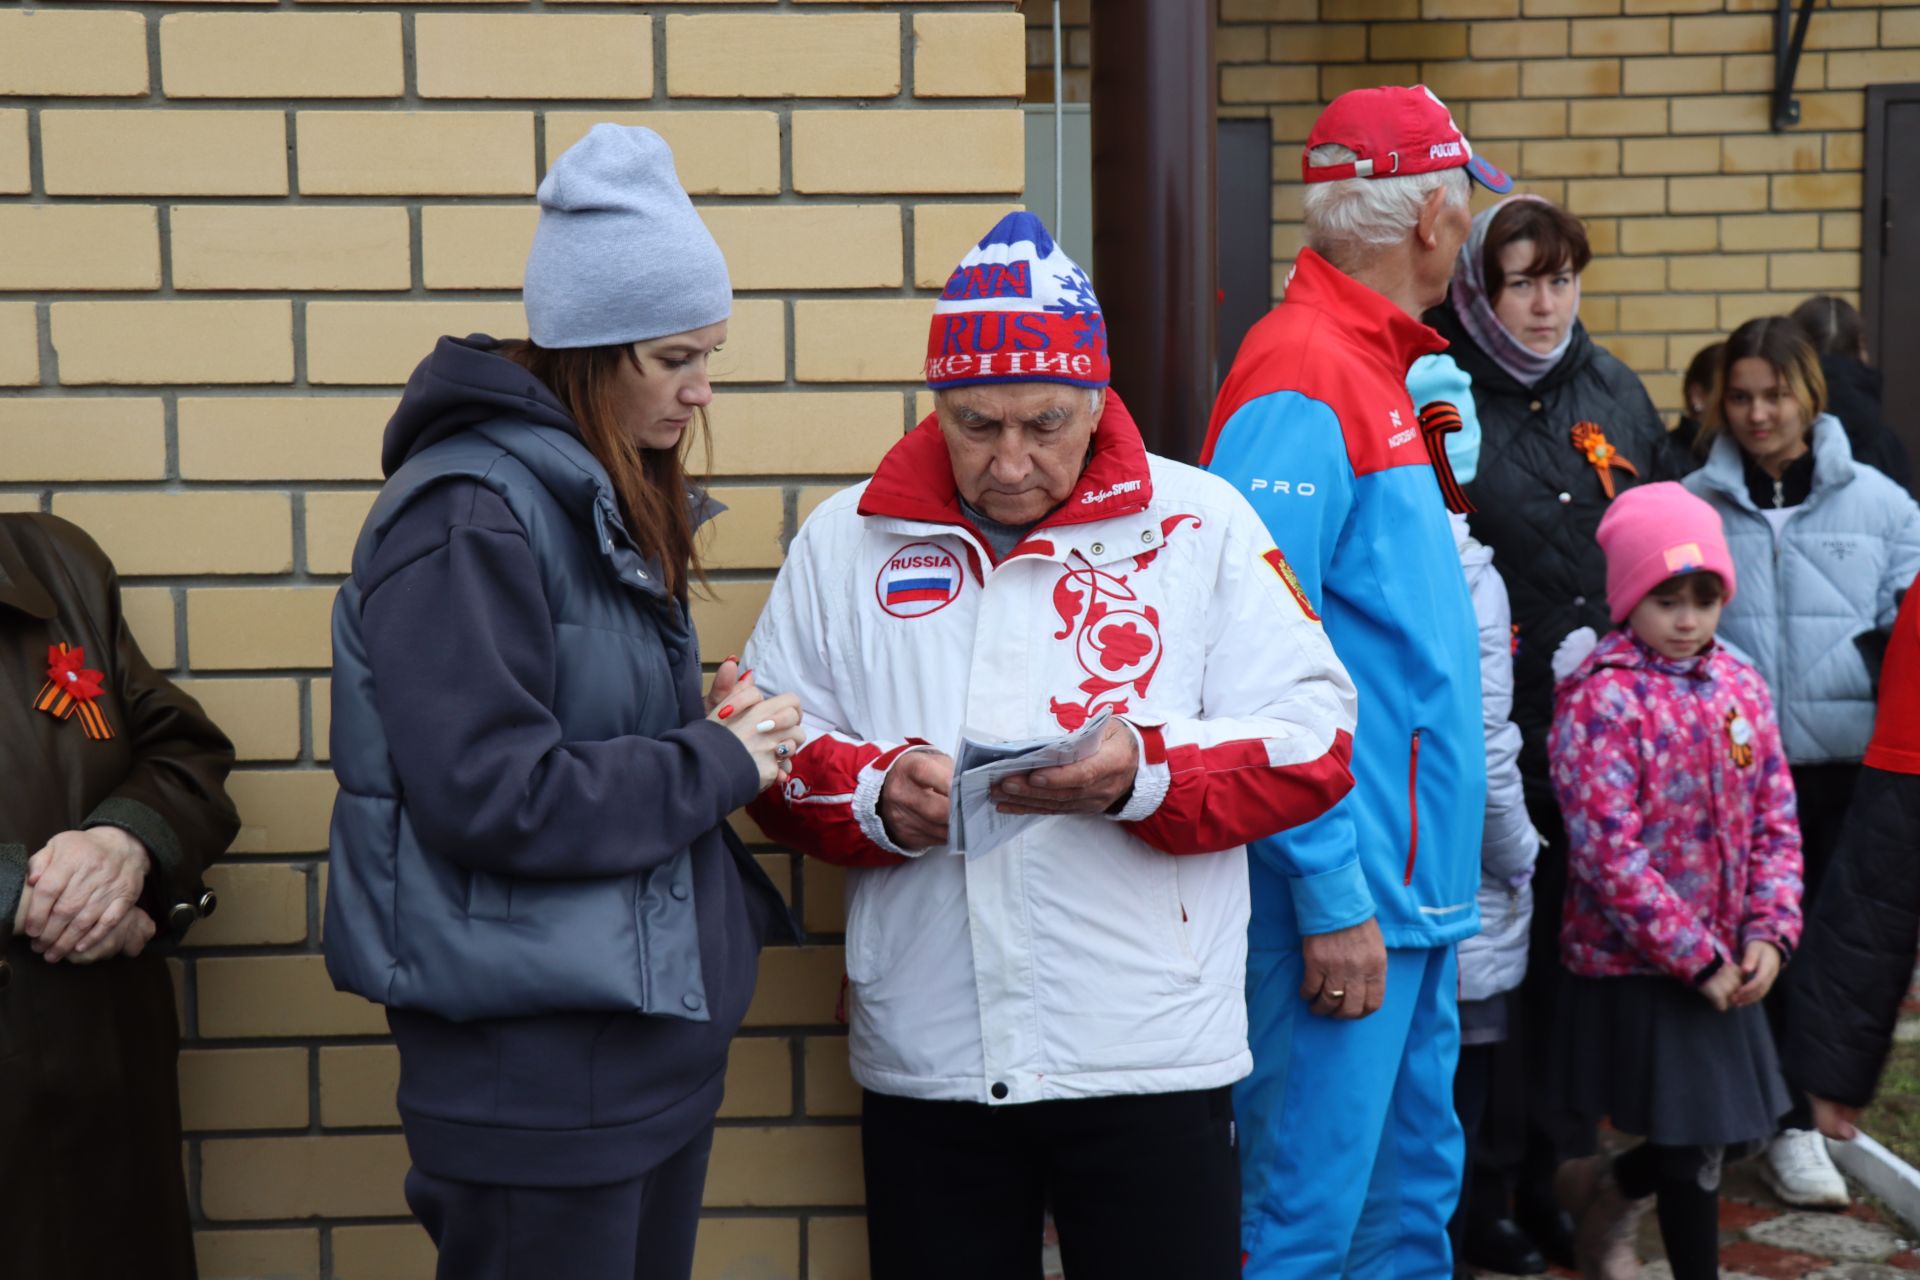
left=1553, top=972, right=1791, bottom=1148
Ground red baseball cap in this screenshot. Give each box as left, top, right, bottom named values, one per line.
left=1303, top=85, right=1513, bottom=194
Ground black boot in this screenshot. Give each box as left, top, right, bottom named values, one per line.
left=1463, top=1216, right=1549, bottom=1276
left=1512, top=1196, right=1577, bottom=1271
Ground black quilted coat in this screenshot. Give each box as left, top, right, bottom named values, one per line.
left=1426, top=305, right=1683, bottom=782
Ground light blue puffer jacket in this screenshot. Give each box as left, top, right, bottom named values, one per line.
left=1686, top=415, right=1920, bottom=764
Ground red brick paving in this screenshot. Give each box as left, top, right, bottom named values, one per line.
left=1715, top=1240, right=1837, bottom=1279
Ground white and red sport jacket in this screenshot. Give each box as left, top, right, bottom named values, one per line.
left=742, top=394, right=1358, bottom=1105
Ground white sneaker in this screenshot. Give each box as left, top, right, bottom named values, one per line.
left=1760, top=1128, right=1851, bottom=1208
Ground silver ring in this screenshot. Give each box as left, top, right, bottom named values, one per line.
left=775, top=743, right=790, bottom=758
left=1326, top=989, right=1346, bottom=1000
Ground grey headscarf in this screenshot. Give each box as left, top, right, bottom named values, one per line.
left=1448, top=194, right=1581, bottom=389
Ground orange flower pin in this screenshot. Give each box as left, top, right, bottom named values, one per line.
left=35, top=642, right=113, bottom=741
left=1571, top=421, right=1640, bottom=501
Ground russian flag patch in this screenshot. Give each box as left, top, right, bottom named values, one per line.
left=876, top=541, right=965, bottom=619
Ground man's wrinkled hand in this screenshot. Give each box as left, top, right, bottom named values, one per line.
left=66, top=907, right=158, bottom=966
left=1301, top=917, right=1387, bottom=1020
left=878, top=750, right=955, bottom=851
left=992, top=720, right=1138, bottom=816
left=22, top=827, right=150, bottom=964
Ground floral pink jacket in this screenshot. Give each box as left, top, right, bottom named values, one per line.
left=1549, top=630, right=1803, bottom=983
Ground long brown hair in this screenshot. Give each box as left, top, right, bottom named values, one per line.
left=1698, top=316, right=1827, bottom=457
left=499, top=339, right=712, bottom=599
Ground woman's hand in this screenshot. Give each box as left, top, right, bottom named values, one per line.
left=21, top=827, right=151, bottom=963
left=1700, top=961, right=1744, bottom=1012
left=711, top=678, right=805, bottom=791
left=1730, top=939, right=1784, bottom=1007
left=1811, top=1096, right=1862, bottom=1142
left=704, top=656, right=742, bottom=716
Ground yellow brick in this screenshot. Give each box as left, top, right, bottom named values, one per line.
left=178, top=396, right=391, bottom=481
left=197, top=954, right=382, bottom=1039
left=319, top=1044, right=401, bottom=1128
left=420, top=205, right=537, bottom=290
left=1564, top=177, right=1666, bottom=216
left=914, top=13, right=1026, bottom=97
left=1717, top=214, right=1821, bottom=253
left=713, top=393, right=903, bottom=475
left=804, top=1035, right=862, bottom=1118
left=201, top=1134, right=408, bottom=1219
left=669, top=14, right=898, bottom=98
left=329, top=1225, right=435, bottom=1280
left=796, top=484, right=850, bottom=530
left=1669, top=254, right=1767, bottom=291
left=53, top=491, right=292, bottom=577
left=1619, top=216, right=1719, bottom=254
left=1219, top=64, right=1320, bottom=103
left=1473, top=18, right=1570, bottom=57
left=691, top=580, right=772, bottom=665
left=0, top=496, right=41, bottom=515
left=1469, top=99, right=1567, bottom=139
left=1825, top=133, right=1863, bottom=172
left=1221, top=0, right=1315, bottom=15
left=174, top=679, right=301, bottom=762
left=914, top=203, right=1024, bottom=288
left=0, top=110, right=26, bottom=195
left=171, top=207, right=409, bottom=293
left=160, top=13, right=400, bottom=98
left=0, top=206, right=159, bottom=291
left=1887, top=11, right=1920, bottom=46
left=705, top=1126, right=864, bottom=1207
left=1806, top=10, right=1879, bottom=50
left=719, top=1036, right=794, bottom=1118
left=1269, top=24, right=1370, bottom=63
left=1671, top=13, right=1771, bottom=54
left=0, top=398, right=165, bottom=482
left=1722, top=134, right=1823, bottom=175
left=1828, top=50, right=1920, bottom=90
left=808, top=1217, right=870, bottom=1280
left=1582, top=255, right=1667, bottom=293
left=1519, top=138, right=1619, bottom=177
left=1621, top=294, right=1720, bottom=332
left=1623, top=0, right=1721, bottom=12
left=188, top=587, right=335, bottom=671
left=1797, top=91, right=1864, bottom=131
left=1334, top=0, right=1419, bottom=15
left=1570, top=17, right=1669, bottom=55
left=1773, top=172, right=1861, bottom=212
left=699, top=486, right=785, bottom=571
left=41, top=110, right=287, bottom=197
left=1621, top=55, right=1721, bottom=95
left=755, top=854, right=793, bottom=910
left=692, top=1219, right=800, bottom=1280
left=306, top=302, right=524, bottom=386
left=1771, top=252, right=1857, bottom=292
left=796, top=299, right=930, bottom=383
left=1668, top=94, right=1771, bottom=134
left=1670, top=174, right=1771, bottom=214
left=0, top=11, right=148, bottom=96
left=1621, top=136, right=1718, bottom=175
left=1369, top=21, right=1466, bottom=61
left=225, top=768, right=337, bottom=852
left=298, top=112, right=533, bottom=197
left=179, top=1047, right=310, bottom=1130
left=311, top=677, right=332, bottom=763
left=1323, top=63, right=1420, bottom=100
left=1522, top=57, right=1620, bottom=96
left=794, top=109, right=1024, bottom=195
left=51, top=300, right=293, bottom=386
left=744, top=944, right=845, bottom=1027
left=1570, top=97, right=1669, bottom=137
left=801, top=859, right=846, bottom=934
left=304, top=491, right=376, bottom=576
left=193, top=1229, right=319, bottom=1280
left=1, top=300, right=42, bottom=382
left=704, top=298, right=786, bottom=387
left=123, top=587, right=177, bottom=669
left=1418, top=61, right=1521, bottom=104
left=1719, top=292, right=1816, bottom=333
left=416, top=15, right=650, bottom=100
left=702, top=205, right=903, bottom=291
left=546, top=112, right=780, bottom=197
left=1823, top=212, right=1860, bottom=252
left=1218, top=26, right=1269, bottom=64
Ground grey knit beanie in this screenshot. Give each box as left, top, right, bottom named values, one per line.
left=524, top=124, right=732, bottom=350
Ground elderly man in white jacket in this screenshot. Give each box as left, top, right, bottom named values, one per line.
left=742, top=214, right=1359, bottom=1280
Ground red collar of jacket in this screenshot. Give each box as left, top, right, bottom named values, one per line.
left=858, top=390, right=1153, bottom=551
left=1281, top=247, right=1449, bottom=378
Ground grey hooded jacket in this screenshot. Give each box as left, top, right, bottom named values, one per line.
left=1686, top=414, right=1920, bottom=764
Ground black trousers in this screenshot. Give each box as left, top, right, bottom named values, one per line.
left=1767, top=761, right=1861, bottom=1130
left=403, top=1124, right=714, bottom=1280
left=862, top=1086, right=1241, bottom=1280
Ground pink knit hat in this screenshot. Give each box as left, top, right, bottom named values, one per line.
left=1595, top=482, right=1737, bottom=622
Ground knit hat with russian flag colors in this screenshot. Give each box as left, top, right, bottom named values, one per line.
left=924, top=212, right=1109, bottom=391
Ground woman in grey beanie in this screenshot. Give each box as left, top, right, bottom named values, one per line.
left=325, top=124, right=799, bottom=1280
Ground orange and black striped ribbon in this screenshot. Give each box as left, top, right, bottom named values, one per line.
left=1417, top=401, right=1477, bottom=515
left=35, top=643, right=113, bottom=741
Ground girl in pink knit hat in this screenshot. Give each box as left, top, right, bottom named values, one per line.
left=1544, top=482, right=1804, bottom=1280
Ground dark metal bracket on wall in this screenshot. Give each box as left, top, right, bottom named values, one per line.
left=1773, top=0, right=1820, bottom=131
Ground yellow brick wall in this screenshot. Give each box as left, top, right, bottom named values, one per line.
left=0, top=6, right=1024, bottom=1278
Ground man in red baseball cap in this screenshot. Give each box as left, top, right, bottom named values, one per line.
left=1203, top=84, right=1514, bottom=1279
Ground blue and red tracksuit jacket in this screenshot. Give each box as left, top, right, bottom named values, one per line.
left=1204, top=247, right=1485, bottom=952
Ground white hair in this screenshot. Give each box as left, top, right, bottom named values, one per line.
left=934, top=386, right=1104, bottom=416
left=1302, top=142, right=1471, bottom=267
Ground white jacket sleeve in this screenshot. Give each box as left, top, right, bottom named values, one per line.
left=1472, top=549, right=1539, bottom=883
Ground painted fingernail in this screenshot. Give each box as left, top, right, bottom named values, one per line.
left=725, top=655, right=738, bottom=665
left=740, top=668, right=755, bottom=682
left=717, top=705, right=735, bottom=720
left=754, top=719, right=777, bottom=733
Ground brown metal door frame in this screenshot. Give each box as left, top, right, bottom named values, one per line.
left=1861, top=82, right=1920, bottom=368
